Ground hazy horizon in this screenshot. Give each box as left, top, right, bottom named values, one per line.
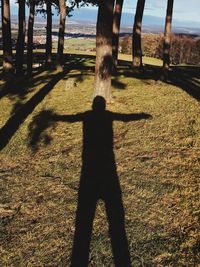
left=4, top=7, right=198, bottom=36
left=9, top=0, right=200, bottom=26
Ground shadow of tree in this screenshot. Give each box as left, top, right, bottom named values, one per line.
left=0, top=53, right=96, bottom=100
left=1, top=53, right=199, bottom=101
left=0, top=70, right=67, bottom=150
left=0, top=53, right=199, bottom=151
left=0, top=53, right=97, bottom=150
left=0, top=53, right=128, bottom=151
left=167, top=66, right=200, bottom=101
left=116, top=59, right=200, bottom=102
left=112, top=77, right=127, bottom=89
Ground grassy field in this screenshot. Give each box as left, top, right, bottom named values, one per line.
left=60, top=38, right=96, bottom=52
left=0, top=52, right=200, bottom=266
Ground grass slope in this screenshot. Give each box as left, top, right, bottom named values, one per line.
left=0, top=53, right=200, bottom=266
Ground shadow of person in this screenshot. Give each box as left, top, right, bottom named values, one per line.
left=48, top=96, right=152, bottom=267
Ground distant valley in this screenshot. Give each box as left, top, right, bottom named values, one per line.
left=7, top=7, right=200, bottom=36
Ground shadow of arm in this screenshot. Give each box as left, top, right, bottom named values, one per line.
left=112, top=112, right=152, bottom=122
left=28, top=110, right=84, bottom=151
left=53, top=113, right=84, bottom=123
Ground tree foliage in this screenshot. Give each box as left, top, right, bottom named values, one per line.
left=120, top=34, right=200, bottom=65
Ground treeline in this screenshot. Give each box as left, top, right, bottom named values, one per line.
left=1, top=0, right=71, bottom=76
left=1, top=0, right=177, bottom=101
left=120, top=34, right=200, bottom=65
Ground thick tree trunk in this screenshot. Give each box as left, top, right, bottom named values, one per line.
left=163, top=0, right=174, bottom=69
left=16, top=0, right=26, bottom=75
left=94, top=0, right=115, bottom=102
left=112, top=0, right=124, bottom=68
left=46, top=0, right=52, bottom=66
left=1, top=0, right=13, bottom=74
left=132, top=0, right=145, bottom=67
left=57, top=0, right=66, bottom=69
left=27, top=1, right=35, bottom=76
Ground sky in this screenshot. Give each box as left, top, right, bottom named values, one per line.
left=124, top=0, right=200, bottom=23
left=9, top=0, right=200, bottom=23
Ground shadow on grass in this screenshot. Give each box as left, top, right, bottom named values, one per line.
left=167, top=66, right=200, bottom=101
left=0, top=53, right=199, bottom=151
left=27, top=96, right=152, bottom=267
left=116, top=59, right=200, bottom=102
left=0, top=53, right=199, bottom=101
left=0, top=52, right=128, bottom=100
left=0, top=53, right=128, bottom=151
left=0, top=53, right=96, bottom=150
left=0, top=53, right=96, bottom=100
left=0, top=70, right=67, bottom=150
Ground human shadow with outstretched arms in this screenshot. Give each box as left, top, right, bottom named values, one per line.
left=28, top=96, right=152, bottom=266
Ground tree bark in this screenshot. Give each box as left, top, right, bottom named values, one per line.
left=27, top=1, right=35, bottom=76
left=132, top=0, right=145, bottom=67
left=163, top=0, right=174, bottom=69
left=16, top=0, right=26, bottom=75
left=94, top=0, right=115, bottom=102
left=1, top=0, right=13, bottom=74
left=57, top=0, right=66, bottom=69
left=46, top=0, right=52, bottom=66
left=112, top=0, right=124, bottom=68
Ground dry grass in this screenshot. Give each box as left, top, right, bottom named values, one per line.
left=0, top=54, right=200, bottom=266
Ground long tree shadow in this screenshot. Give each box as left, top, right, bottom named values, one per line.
left=116, top=60, right=200, bottom=102
left=0, top=53, right=129, bottom=151
left=0, top=70, right=68, bottom=150
left=1, top=52, right=199, bottom=101
left=0, top=53, right=127, bottom=102
left=28, top=96, right=152, bottom=266
left=0, top=53, right=96, bottom=100
left=168, top=66, right=200, bottom=101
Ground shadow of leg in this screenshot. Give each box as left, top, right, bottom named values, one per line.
left=70, top=181, right=97, bottom=267
left=105, top=192, right=131, bottom=267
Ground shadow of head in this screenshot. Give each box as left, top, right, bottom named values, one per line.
left=92, top=96, right=106, bottom=112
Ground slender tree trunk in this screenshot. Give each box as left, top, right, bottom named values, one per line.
left=112, top=0, right=124, bottom=68
left=94, top=0, right=115, bottom=102
left=57, top=0, right=66, bottom=69
left=16, top=0, right=26, bottom=75
left=27, top=1, right=35, bottom=76
left=163, top=0, right=174, bottom=69
left=132, top=0, right=145, bottom=67
left=179, top=42, right=184, bottom=64
left=1, top=0, right=13, bottom=74
left=46, top=0, right=52, bottom=66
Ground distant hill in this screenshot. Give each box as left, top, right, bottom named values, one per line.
left=69, top=8, right=200, bottom=31
left=8, top=7, right=200, bottom=35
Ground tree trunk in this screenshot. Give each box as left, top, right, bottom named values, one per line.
left=179, top=42, right=184, bottom=64
left=27, top=1, right=35, bottom=76
left=1, top=0, right=13, bottom=74
left=132, top=0, right=145, bottom=67
left=112, top=0, right=124, bottom=68
left=163, top=0, right=174, bottom=69
left=57, top=0, right=66, bottom=69
left=16, top=0, right=26, bottom=75
left=46, top=0, right=52, bottom=66
left=94, top=0, right=115, bottom=103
